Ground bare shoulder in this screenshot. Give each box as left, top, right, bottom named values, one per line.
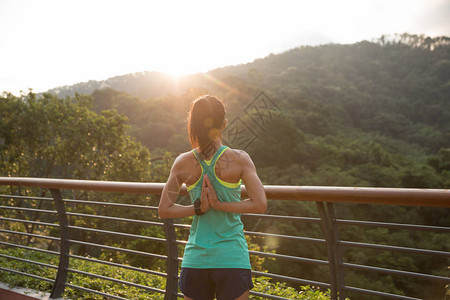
left=171, top=150, right=197, bottom=171
left=169, top=150, right=201, bottom=185
left=225, top=148, right=254, bottom=167
left=225, top=148, right=261, bottom=188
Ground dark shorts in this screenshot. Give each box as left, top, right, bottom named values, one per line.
left=178, top=268, right=254, bottom=300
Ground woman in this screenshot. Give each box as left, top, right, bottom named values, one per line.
left=158, top=95, right=267, bottom=300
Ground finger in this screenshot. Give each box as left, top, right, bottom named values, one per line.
left=207, top=188, right=213, bottom=199
left=205, top=177, right=215, bottom=195
left=206, top=174, right=213, bottom=185
left=202, top=190, right=209, bottom=203
left=201, top=177, right=207, bottom=198
left=202, top=175, right=207, bottom=189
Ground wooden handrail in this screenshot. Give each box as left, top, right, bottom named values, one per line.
left=0, top=177, right=449, bottom=208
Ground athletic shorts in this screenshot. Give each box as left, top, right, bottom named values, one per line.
left=178, top=268, right=254, bottom=300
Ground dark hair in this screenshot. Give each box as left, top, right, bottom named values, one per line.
left=188, top=95, right=226, bottom=150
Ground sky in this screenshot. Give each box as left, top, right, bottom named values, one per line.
left=1, top=0, right=449, bottom=95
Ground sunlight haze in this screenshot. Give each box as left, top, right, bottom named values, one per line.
left=0, top=0, right=449, bottom=95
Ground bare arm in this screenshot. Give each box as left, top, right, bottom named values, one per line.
left=206, top=152, right=267, bottom=214
left=158, top=157, right=210, bottom=219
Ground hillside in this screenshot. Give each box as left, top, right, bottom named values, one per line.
left=45, top=34, right=450, bottom=188
left=48, top=34, right=450, bottom=154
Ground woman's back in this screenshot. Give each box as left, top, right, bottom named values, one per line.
left=182, top=145, right=251, bottom=269
left=176, top=145, right=245, bottom=188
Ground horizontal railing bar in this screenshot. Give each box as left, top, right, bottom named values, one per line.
left=0, top=194, right=158, bottom=211
left=249, top=290, right=291, bottom=300
left=64, top=283, right=130, bottom=300
left=175, top=240, right=187, bottom=245
left=0, top=205, right=57, bottom=214
left=244, top=230, right=326, bottom=244
left=68, top=225, right=166, bottom=243
left=0, top=217, right=59, bottom=227
left=0, top=178, right=165, bottom=195
left=261, top=186, right=450, bottom=207
left=335, top=219, right=450, bottom=233
left=67, top=268, right=166, bottom=294
left=0, top=241, right=59, bottom=256
left=0, top=229, right=59, bottom=241
left=339, top=240, right=450, bottom=257
left=63, top=198, right=158, bottom=210
left=0, top=194, right=53, bottom=201
left=249, top=250, right=328, bottom=265
left=0, top=267, right=54, bottom=283
left=1, top=177, right=449, bottom=207
left=68, top=254, right=167, bottom=277
left=344, top=285, right=421, bottom=300
left=68, top=239, right=168, bottom=260
left=173, top=223, right=191, bottom=229
left=252, top=270, right=330, bottom=288
left=66, top=211, right=164, bottom=226
left=242, top=213, right=321, bottom=223
left=342, top=262, right=450, bottom=282
left=0, top=253, right=58, bottom=270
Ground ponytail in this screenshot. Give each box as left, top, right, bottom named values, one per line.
left=188, top=95, right=226, bottom=150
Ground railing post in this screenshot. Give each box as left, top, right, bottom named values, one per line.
left=49, top=189, right=70, bottom=299
left=326, top=202, right=346, bottom=299
left=316, top=202, right=338, bottom=300
left=163, top=218, right=178, bottom=300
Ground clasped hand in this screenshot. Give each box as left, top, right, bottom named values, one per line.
left=200, top=174, right=220, bottom=213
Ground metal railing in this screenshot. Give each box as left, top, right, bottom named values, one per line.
left=0, top=177, right=449, bottom=300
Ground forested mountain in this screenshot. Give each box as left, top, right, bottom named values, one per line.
left=46, top=34, right=450, bottom=188
left=2, top=33, right=449, bottom=299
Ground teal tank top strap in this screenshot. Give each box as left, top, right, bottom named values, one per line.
left=193, top=145, right=228, bottom=169
left=188, top=146, right=229, bottom=192
left=191, top=145, right=228, bottom=187
left=209, top=145, right=228, bottom=166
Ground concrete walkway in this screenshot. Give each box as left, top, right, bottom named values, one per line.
left=0, top=288, right=40, bottom=300
left=0, top=283, right=53, bottom=300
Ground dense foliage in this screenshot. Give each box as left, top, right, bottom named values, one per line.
left=0, top=92, right=152, bottom=181
left=1, top=34, right=449, bottom=299
left=0, top=248, right=330, bottom=299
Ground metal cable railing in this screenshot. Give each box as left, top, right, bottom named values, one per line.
left=0, top=177, right=449, bottom=300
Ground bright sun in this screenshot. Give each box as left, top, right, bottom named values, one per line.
left=2, top=0, right=439, bottom=95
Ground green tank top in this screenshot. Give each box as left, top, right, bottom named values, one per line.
left=181, top=145, right=251, bottom=269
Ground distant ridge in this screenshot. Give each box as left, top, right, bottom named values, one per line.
left=47, top=71, right=182, bottom=99
left=45, top=34, right=450, bottom=102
